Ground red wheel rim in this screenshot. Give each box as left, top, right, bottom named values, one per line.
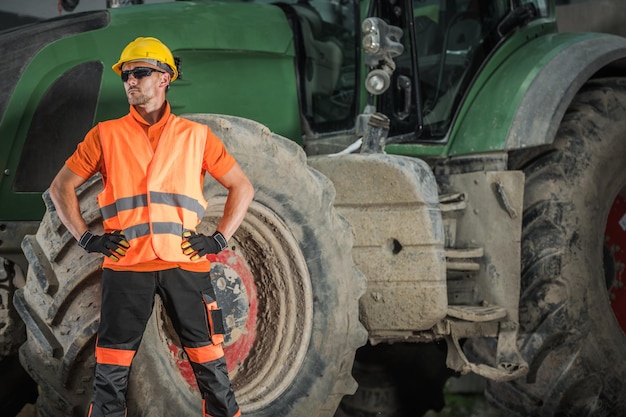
left=169, top=248, right=258, bottom=387
left=606, top=194, right=626, bottom=333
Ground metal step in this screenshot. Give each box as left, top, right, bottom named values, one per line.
left=447, top=304, right=507, bottom=322
left=445, top=247, right=484, bottom=271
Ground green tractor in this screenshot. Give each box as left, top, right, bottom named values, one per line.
left=0, top=0, right=625, bottom=415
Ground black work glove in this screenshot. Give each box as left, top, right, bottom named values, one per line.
left=78, top=230, right=129, bottom=262
left=181, top=230, right=228, bottom=261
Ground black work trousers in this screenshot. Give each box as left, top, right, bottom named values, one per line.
left=87, top=268, right=240, bottom=417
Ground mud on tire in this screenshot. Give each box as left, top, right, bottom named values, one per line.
left=14, top=114, right=367, bottom=417
left=485, top=78, right=626, bottom=416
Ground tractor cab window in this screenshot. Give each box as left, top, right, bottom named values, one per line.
left=382, top=0, right=512, bottom=139
left=275, top=0, right=359, bottom=135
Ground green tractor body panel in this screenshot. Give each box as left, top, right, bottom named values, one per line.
left=5, top=0, right=626, bottom=220
left=448, top=31, right=626, bottom=157
left=105, top=2, right=300, bottom=137
left=385, top=20, right=626, bottom=158
left=0, top=1, right=299, bottom=222
left=384, top=17, right=561, bottom=158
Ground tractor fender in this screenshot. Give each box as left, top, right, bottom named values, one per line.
left=449, top=32, right=626, bottom=155
left=505, top=33, right=626, bottom=150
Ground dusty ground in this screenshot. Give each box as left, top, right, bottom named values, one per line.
left=424, top=394, right=507, bottom=417
left=16, top=404, right=37, bottom=417
left=16, top=391, right=506, bottom=417
left=17, top=400, right=505, bottom=417
left=423, top=374, right=507, bottom=417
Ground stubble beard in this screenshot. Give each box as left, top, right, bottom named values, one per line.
left=126, top=88, right=150, bottom=106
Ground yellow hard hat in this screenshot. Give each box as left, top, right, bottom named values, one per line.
left=112, top=37, right=178, bottom=81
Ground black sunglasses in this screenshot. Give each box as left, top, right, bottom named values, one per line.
left=121, top=67, right=165, bottom=82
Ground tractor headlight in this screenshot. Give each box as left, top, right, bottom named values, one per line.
left=361, top=17, right=404, bottom=65
left=362, top=18, right=381, bottom=54
left=361, top=17, right=404, bottom=95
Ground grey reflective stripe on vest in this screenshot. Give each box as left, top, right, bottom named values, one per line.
left=123, top=222, right=184, bottom=240
left=100, top=194, right=149, bottom=220
left=152, top=222, right=184, bottom=236
left=100, top=192, right=204, bottom=220
left=149, top=191, right=206, bottom=219
left=123, top=223, right=151, bottom=240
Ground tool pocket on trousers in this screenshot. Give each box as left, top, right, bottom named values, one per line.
left=202, top=292, right=225, bottom=345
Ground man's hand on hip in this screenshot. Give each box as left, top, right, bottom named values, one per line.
left=181, top=231, right=228, bottom=261
left=78, top=230, right=130, bottom=262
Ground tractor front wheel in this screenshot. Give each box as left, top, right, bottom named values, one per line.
left=15, top=114, right=366, bottom=417
left=487, top=78, right=626, bottom=416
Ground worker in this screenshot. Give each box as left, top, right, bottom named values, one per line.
left=49, top=36, right=254, bottom=417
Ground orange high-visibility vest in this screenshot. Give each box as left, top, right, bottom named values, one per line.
left=97, top=113, right=208, bottom=266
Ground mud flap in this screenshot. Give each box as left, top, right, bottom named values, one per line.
left=441, top=169, right=529, bottom=381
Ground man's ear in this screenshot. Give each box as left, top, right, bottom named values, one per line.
left=160, top=73, right=171, bottom=88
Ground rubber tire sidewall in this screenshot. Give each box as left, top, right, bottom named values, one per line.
left=487, top=78, right=626, bottom=417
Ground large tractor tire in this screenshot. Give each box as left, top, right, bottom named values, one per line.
left=14, top=114, right=367, bottom=417
left=485, top=78, right=626, bottom=416
left=0, top=259, right=37, bottom=416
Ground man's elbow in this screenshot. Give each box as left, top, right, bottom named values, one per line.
left=49, top=176, right=63, bottom=205
left=242, top=179, right=255, bottom=205
left=49, top=167, right=78, bottom=207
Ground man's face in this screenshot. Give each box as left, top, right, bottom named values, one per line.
left=121, top=61, right=168, bottom=106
